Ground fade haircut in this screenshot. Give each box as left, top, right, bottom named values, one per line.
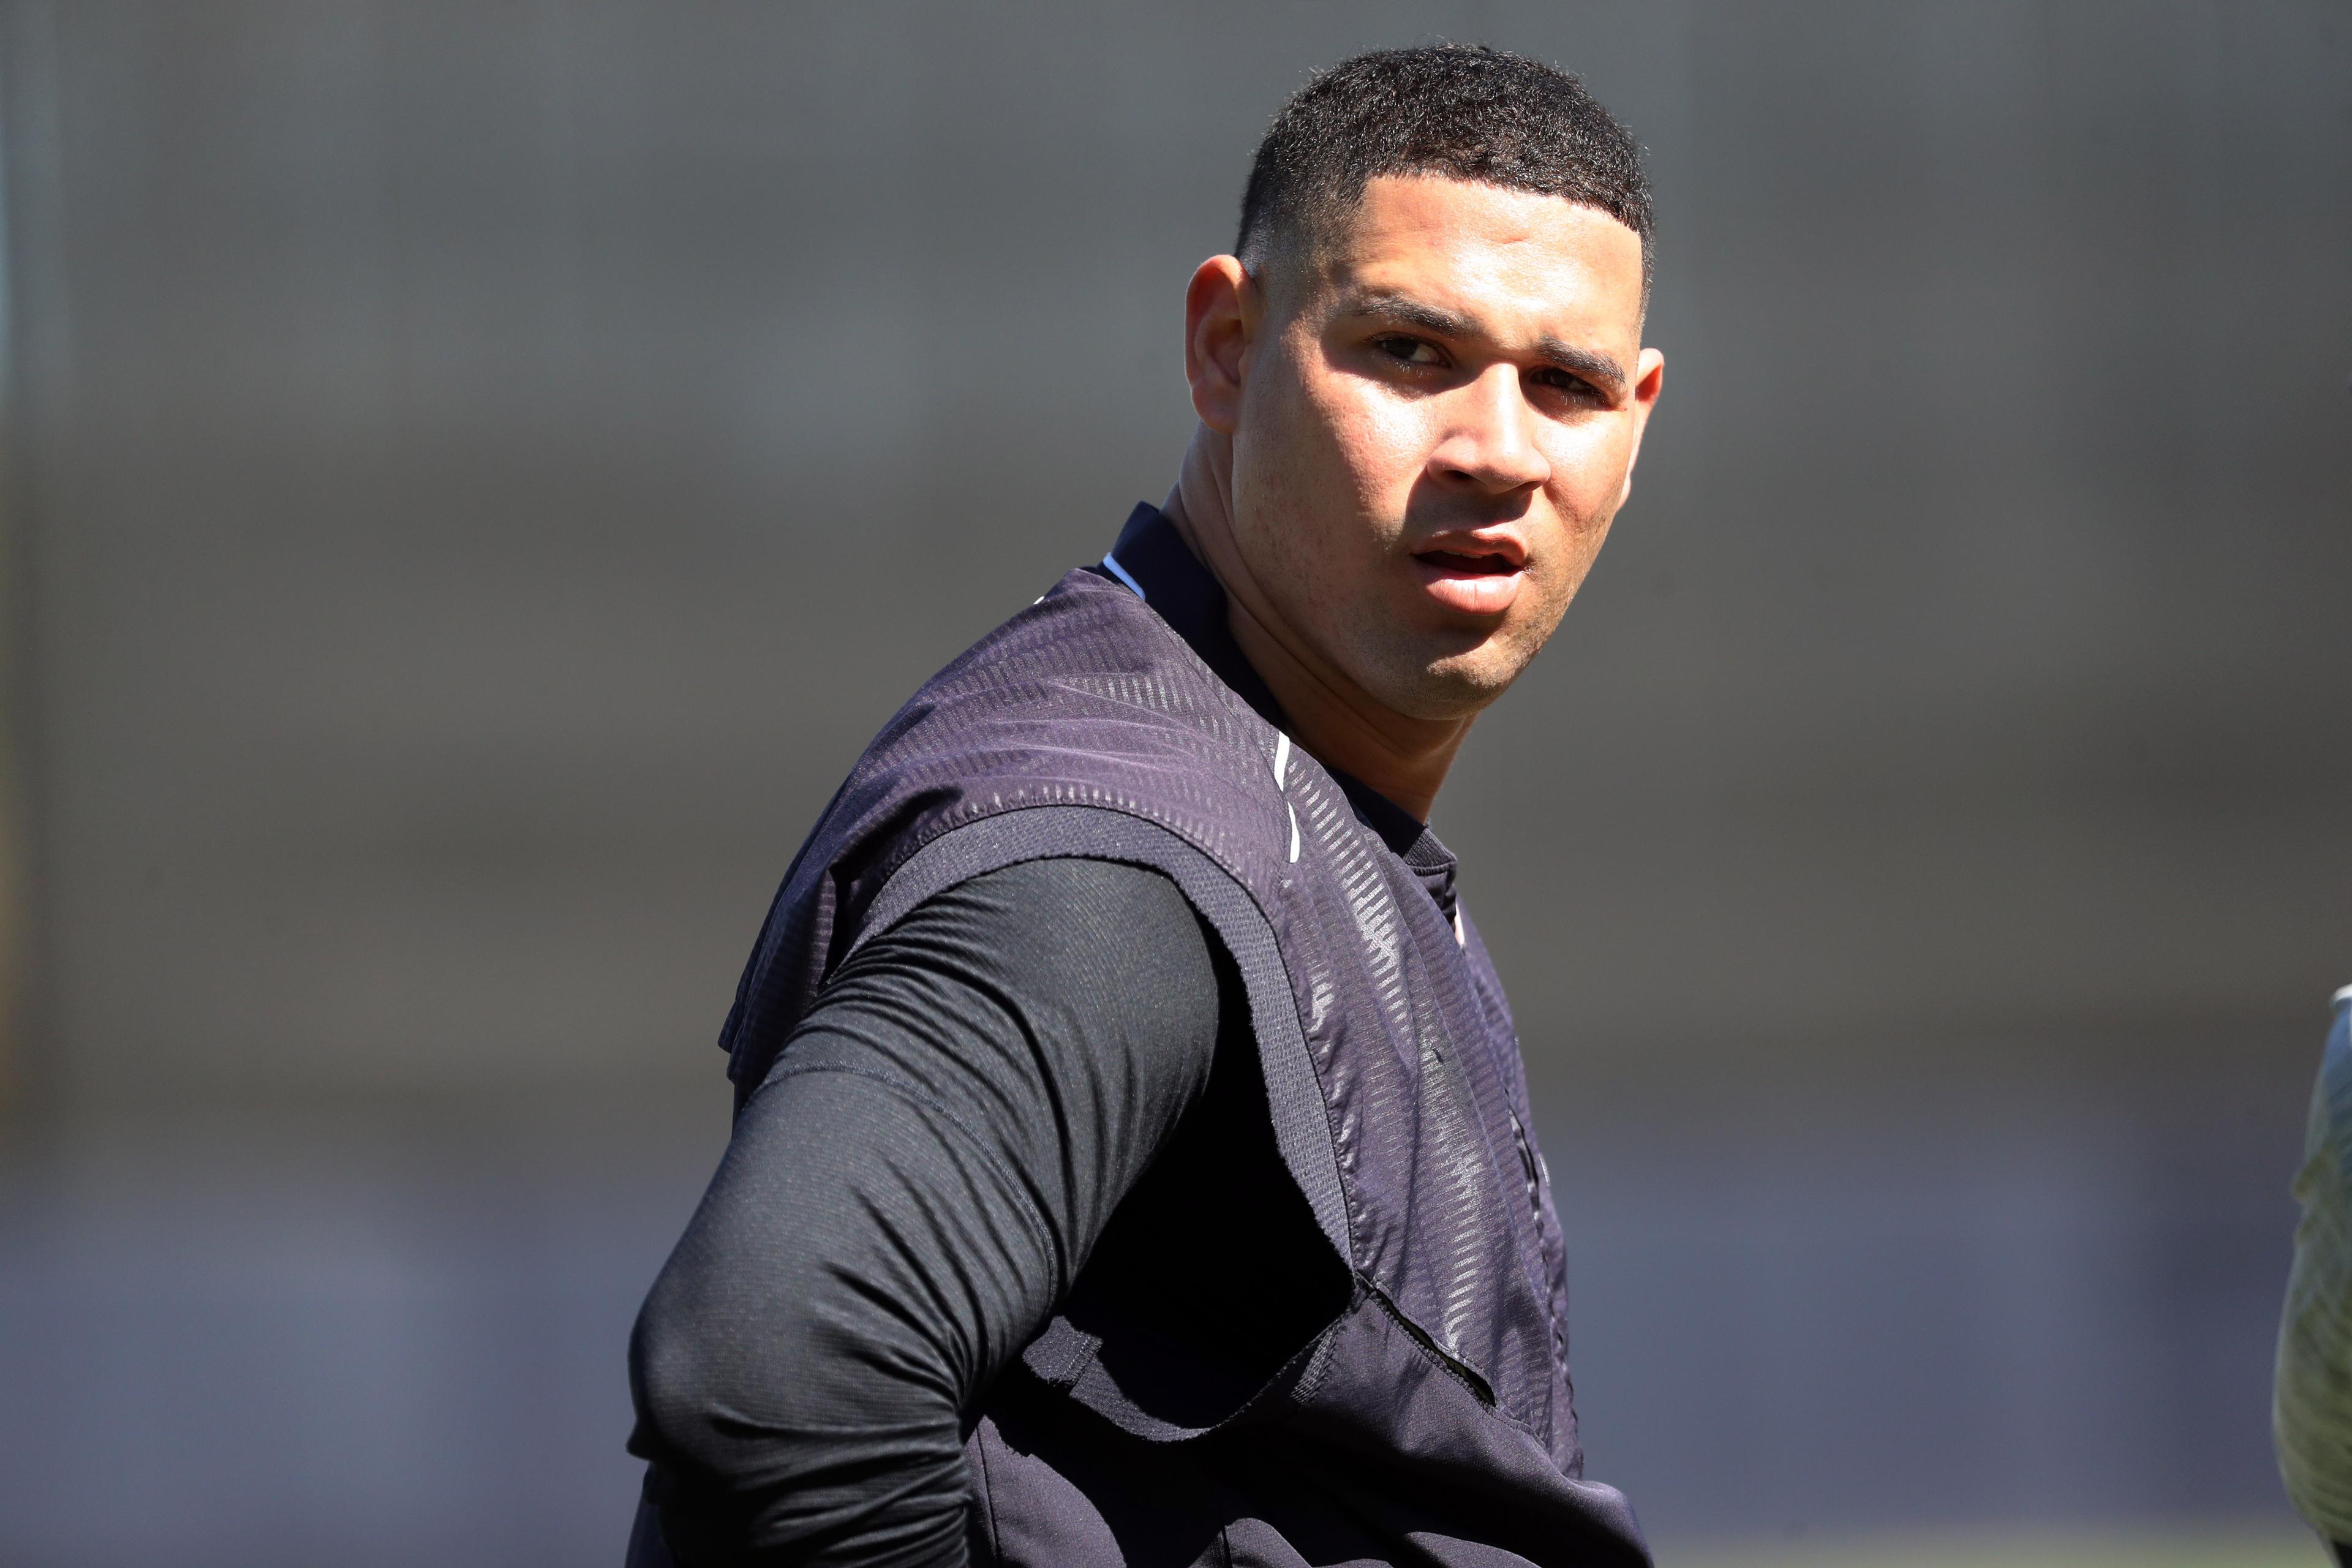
left=1237, top=44, right=1653, bottom=299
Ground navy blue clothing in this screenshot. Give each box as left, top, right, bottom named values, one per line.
left=630, top=506, right=1649, bottom=1566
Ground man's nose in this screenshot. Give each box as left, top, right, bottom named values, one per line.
left=1430, top=365, right=1550, bottom=493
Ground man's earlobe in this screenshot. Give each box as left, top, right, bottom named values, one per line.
left=1185, top=255, right=1256, bottom=434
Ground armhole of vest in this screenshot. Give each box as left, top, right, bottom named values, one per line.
left=965, top=1422, right=1004, bottom=1566
left=854, top=804, right=1351, bottom=1267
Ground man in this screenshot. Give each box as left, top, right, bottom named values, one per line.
left=2277, top=984, right=2352, bottom=1565
left=627, top=44, right=1666, bottom=1567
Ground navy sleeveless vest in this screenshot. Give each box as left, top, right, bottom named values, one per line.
left=718, top=508, right=1649, bottom=1567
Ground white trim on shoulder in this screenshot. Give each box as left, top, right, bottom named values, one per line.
left=1099, top=552, right=1147, bottom=600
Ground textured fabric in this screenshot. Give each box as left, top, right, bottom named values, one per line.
left=633, top=856, right=1314, bottom=1565
left=692, top=505, right=1648, bottom=1566
left=2278, top=990, right=2352, bottom=1544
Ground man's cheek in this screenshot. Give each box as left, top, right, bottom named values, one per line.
left=1337, top=397, right=1433, bottom=513
left=1557, top=423, right=1632, bottom=510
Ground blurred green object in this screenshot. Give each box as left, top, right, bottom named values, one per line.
left=2277, top=988, right=2352, bottom=1553
left=1670, top=1528, right=2326, bottom=1567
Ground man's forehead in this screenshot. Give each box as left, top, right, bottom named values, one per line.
left=1302, top=174, right=1645, bottom=343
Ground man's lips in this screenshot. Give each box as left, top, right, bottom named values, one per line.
left=1409, top=540, right=1527, bottom=617
left=1416, top=549, right=1519, bottom=576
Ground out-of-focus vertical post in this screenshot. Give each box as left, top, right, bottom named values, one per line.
left=0, top=0, right=64, bottom=1122
left=0, top=9, right=21, bottom=1118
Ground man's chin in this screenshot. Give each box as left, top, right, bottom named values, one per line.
left=1366, top=646, right=1527, bottom=723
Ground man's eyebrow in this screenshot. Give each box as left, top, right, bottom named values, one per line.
left=1339, top=289, right=1629, bottom=394
left=1344, top=290, right=1476, bottom=341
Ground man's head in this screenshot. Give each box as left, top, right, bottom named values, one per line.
left=1179, top=45, right=1664, bottom=742
left=1236, top=45, right=1653, bottom=309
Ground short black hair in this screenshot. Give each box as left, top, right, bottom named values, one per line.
left=1237, top=44, right=1653, bottom=294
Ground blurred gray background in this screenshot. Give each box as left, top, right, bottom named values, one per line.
left=1, top=2, right=2346, bottom=1564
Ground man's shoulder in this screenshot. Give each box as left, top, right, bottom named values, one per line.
left=845, top=565, right=1277, bottom=811
left=899, top=565, right=1218, bottom=716
left=720, top=568, right=1295, bottom=1093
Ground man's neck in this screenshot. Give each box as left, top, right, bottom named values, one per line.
left=1159, top=428, right=1472, bottom=824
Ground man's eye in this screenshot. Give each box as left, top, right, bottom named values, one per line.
left=1533, top=369, right=1603, bottom=402
left=1374, top=336, right=1441, bottom=366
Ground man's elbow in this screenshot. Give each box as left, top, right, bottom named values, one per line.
left=627, top=1268, right=976, bottom=1565
left=627, top=1272, right=748, bottom=1472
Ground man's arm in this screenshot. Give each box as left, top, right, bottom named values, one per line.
left=627, top=856, right=1227, bottom=1567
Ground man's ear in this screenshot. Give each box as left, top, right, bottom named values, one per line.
left=1185, top=255, right=1259, bottom=434
left=1616, top=345, right=1667, bottom=508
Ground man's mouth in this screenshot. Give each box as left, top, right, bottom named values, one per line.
left=1414, top=549, right=1520, bottom=577
left=1409, top=543, right=1527, bottom=617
